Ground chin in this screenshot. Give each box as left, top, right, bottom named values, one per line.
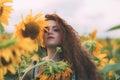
left=46, top=43, right=59, bottom=47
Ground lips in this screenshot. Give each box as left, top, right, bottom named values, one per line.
left=47, top=36, right=54, bottom=39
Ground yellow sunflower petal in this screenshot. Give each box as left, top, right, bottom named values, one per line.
left=0, top=68, right=4, bottom=80
left=8, top=65, right=16, bottom=74
left=13, top=11, right=48, bottom=48
left=97, top=53, right=107, bottom=59
left=3, top=66, right=7, bottom=75
left=1, top=48, right=13, bottom=62
left=90, top=29, right=97, bottom=39
left=40, top=74, right=49, bottom=80
left=33, top=13, right=42, bottom=21
left=25, top=13, right=32, bottom=23
left=109, top=58, right=117, bottom=64
left=0, top=1, right=12, bottom=25
left=55, top=73, right=61, bottom=80
left=32, top=54, right=39, bottom=61
left=109, top=71, right=114, bottom=78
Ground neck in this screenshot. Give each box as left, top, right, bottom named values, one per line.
left=46, top=46, right=60, bottom=61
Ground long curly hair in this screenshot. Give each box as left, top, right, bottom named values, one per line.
left=45, top=14, right=103, bottom=80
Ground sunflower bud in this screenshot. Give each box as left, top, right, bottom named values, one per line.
left=56, top=46, right=62, bottom=53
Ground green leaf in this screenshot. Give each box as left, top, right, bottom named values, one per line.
left=99, top=63, right=120, bottom=74
left=107, top=25, right=120, bottom=31
left=115, top=73, right=120, bottom=80
left=0, top=20, right=4, bottom=33
left=114, top=49, right=120, bottom=60
left=115, top=38, right=120, bottom=44
left=0, top=38, right=17, bottom=49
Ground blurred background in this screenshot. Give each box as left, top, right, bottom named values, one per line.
left=1, top=0, right=120, bottom=80
left=5, top=0, right=120, bottom=38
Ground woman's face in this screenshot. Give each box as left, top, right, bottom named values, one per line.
left=43, top=20, right=62, bottom=47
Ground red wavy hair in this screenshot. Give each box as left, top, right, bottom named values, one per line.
left=45, top=14, right=103, bottom=80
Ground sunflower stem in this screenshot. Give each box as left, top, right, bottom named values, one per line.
left=51, top=46, right=62, bottom=59
left=18, top=64, right=21, bottom=80
left=21, top=60, right=51, bottom=80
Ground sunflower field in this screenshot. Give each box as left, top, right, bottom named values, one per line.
left=1, top=0, right=120, bottom=80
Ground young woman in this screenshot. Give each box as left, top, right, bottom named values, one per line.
left=23, top=13, right=103, bottom=80
left=40, top=14, right=103, bottom=80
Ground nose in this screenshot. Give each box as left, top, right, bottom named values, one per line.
left=47, top=28, right=53, bottom=34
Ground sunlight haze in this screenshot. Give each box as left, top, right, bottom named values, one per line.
left=5, top=0, right=120, bottom=38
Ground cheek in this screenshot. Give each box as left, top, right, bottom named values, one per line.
left=43, top=32, right=63, bottom=46
left=56, top=34, right=62, bottom=44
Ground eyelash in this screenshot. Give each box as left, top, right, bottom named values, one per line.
left=44, top=28, right=60, bottom=33
left=53, top=28, right=60, bottom=32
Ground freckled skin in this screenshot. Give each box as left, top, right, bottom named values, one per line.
left=43, top=20, right=62, bottom=47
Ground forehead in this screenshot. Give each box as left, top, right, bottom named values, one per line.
left=44, top=20, right=60, bottom=29
left=48, top=20, right=57, bottom=26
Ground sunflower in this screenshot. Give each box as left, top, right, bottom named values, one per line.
left=0, top=34, right=37, bottom=79
left=36, top=67, right=72, bottom=80
left=92, top=42, right=103, bottom=57
left=108, top=58, right=117, bottom=78
left=13, top=11, right=48, bottom=47
left=0, top=0, right=12, bottom=25
left=35, top=60, right=72, bottom=80
left=0, top=38, right=17, bottom=80
left=96, top=53, right=108, bottom=69
left=89, top=29, right=97, bottom=39
left=82, top=40, right=109, bottom=69
left=90, top=41, right=109, bottom=69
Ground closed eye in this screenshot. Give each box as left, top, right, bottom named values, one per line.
left=53, top=28, right=60, bottom=32
left=53, top=26, right=61, bottom=32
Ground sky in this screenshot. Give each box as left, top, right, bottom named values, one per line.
left=4, top=0, right=120, bottom=38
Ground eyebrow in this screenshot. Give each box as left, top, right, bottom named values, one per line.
left=53, top=26, right=57, bottom=28
left=45, top=26, right=57, bottom=29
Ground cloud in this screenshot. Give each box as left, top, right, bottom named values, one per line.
left=4, top=0, right=120, bottom=38
left=67, top=0, right=120, bottom=38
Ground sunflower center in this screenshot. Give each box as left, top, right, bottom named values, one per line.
left=0, top=6, right=3, bottom=16
left=22, top=22, right=40, bottom=39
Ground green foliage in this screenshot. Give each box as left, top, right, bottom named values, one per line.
left=0, top=38, right=17, bottom=49
left=37, top=45, right=45, bottom=58
left=0, top=21, right=4, bottom=34
left=99, top=62, right=120, bottom=80
left=107, top=25, right=120, bottom=31
left=99, top=63, right=120, bottom=74
left=98, top=37, right=120, bottom=80
left=115, top=38, right=120, bottom=44
left=113, top=48, right=120, bottom=60
left=82, top=40, right=96, bottom=52
left=4, top=73, right=19, bottom=80
left=56, top=46, right=62, bottom=53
